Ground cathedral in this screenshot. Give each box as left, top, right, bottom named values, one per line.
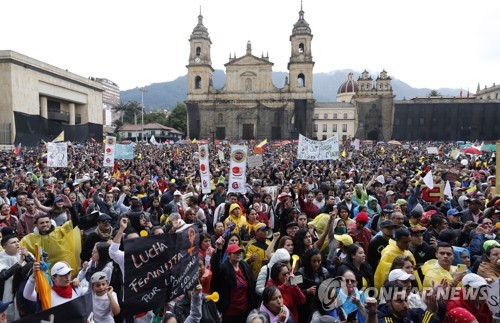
left=185, top=5, right=315, bottom=140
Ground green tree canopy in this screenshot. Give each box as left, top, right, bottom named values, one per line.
left=166, top=103, right=187, bottom=134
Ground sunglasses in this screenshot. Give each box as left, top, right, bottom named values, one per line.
left=345, top=279, right=357, bottom=285
left=99, top=220, right=111, bottom=224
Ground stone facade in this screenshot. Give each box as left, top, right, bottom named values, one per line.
left=186, top=7, right=314, bottom=140
left=0, top=50, right=103, bottom=146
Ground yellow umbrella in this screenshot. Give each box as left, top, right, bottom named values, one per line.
left=35, top=244, right=51, bottom=310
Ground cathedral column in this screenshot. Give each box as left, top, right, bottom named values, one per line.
left=69, top=103, right=75, bottom=125
left=40, top=96, right=48, bottom=118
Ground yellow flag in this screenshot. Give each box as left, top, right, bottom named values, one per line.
left=341, top=150, right=346, bottom=158
left=483, top=162, right=487, bottom=167
left=403, top=158, right=407, bottom=164
left=52, top=130, right=64, bottom=142
left=192, top=138, right=197, bottom=143
left=392, top=154, right=396, bottom=162
left=381, top=147, right=385, bottom=153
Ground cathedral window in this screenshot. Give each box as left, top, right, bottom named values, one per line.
left=333, top=113, right=338, bottom=119
left=195, top=76, right=202, bottom=89
left=379, top=84, right=382, bottom=90
left=297, top=73, right=305, bottom=87
left=384, top=83, right=388, bottom=90
left=196, top=47, right=201, bottom=56
left=218, top=113, right=223, bottom=124
left=343, top=113, right=348, bottom=119
left=323, top=113, right=328, bottom=119
left=298, top=43, right=304, bottom=53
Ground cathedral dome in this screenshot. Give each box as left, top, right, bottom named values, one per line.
left=337, top=72, right=358, bottom=94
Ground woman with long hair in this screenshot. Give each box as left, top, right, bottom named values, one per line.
left=294, top=213, right=333, bottom=264
left=146, top=197, right=163, bottom=226
left=336, top=243, right=373, bottom=290
left=77, top=242, right=113, bottom=285
left=477, top=244, right=500, bottom=280
left=265, top=262, right=305, bottom=323
left=296, top=248, right=330, bottom=322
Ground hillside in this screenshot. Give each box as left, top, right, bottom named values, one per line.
left=120, top=70, right=462, bottom=111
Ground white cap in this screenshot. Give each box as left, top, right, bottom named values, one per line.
left=173, top=190, right=182, bottom=196
left=51, top=262, right=73, bottom=276
left=90, top=271, right=108, bottom=284
left=388, top=269, right=415, bottom=282
left=462, top=273, right=488, bottom=288
left=376, top=175, right=385, bottom=184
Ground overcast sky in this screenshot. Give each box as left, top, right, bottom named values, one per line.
left=3, top=0, right=499, bottom=92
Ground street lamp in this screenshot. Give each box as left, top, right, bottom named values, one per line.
left=139, top=88, right=147, bottom=142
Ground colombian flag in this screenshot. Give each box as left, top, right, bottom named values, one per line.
left=254, top=139, right=267, bottom=154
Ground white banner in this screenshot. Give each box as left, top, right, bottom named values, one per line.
left=228, top=145, right=248, bottom=194
left=150, top=135, right=159, bottom=145
left=218, top=149, right=225, bottom=162
left=198, top=144, right=211, bottom=194
left=427, top=147, right=439, bottom=154
left=47, top=142, right=68, bottom=168
left=297, top=134, right=339, bottom=160
left=103, top=136, right=116, bottom=167
left=248, top=154, right=263, bottom=168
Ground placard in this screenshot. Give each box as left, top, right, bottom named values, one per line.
left=198, top=144, right=211, bottom=194
left=297, top=134, right=339, bottom=160
left=103, top=136, right=116, bottom=167
left=228, top=145, right=248, bottom=194
left=115, top=144, right=134, bottom=160
left=248, top=154, right=263, bottom=168
left=122, top=226, right=199, bottom=316
left=46, top=142, right=68, bottom=168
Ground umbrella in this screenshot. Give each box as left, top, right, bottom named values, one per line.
left=388, top=140, right=402, bottom=145
left=461, top=147, right=482, bottom=155
left=34, top=244, right=51, bottom=310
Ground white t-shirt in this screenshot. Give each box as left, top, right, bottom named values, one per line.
left=92, top=291, right=118, bottom=323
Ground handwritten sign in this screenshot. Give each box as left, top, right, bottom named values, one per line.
left=46, top=142, right=68, bottom=168
left=297, top=134, right=339, bottom=160
left=248, top=154, right=263, bottom=168
left=115, top=144, right=134, bottom=160
left=122, top=226, right=199, bottom=316
left=489, top=279, right=500, bottom=321
left=427, top=147, right=439, bottom=154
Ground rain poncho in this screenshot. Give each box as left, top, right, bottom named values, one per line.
left=374, top=242, right=416, bottom=290
left=352, top=184, right=368, bottom=206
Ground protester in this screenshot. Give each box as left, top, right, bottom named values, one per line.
left=90, top=271, right=120, bottom=323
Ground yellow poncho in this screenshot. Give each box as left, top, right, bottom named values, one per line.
left=374, top=243, right=416, bottom=290
left=20, top=221, right=81, bottom=274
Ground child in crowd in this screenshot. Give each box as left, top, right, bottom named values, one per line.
left=90, top=271, right=120, bottom=323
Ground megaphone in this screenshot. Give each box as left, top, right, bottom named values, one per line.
left=204, top=292, right=219, bottom=302
left=291, top=254, right=300, bottom=274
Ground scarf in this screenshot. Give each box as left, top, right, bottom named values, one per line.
left=95, top=226, right=113, bottom=241
left=477, top=261, right=500, bottom=281
left=52, top=284, right=73, bottom=299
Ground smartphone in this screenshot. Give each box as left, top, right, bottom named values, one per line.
left=457, top=264, right=467, bottom=273
left=469, top=223, right=479, bottom=228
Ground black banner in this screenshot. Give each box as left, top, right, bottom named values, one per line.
left=13, top=292, right=92, bottom=323
left=122, top=226, right=199, bottom=316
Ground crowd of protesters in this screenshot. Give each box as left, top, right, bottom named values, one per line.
left=0, top=139, right=498, bottom=323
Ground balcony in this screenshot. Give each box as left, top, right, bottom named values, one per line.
left=48, top=111, right=69, bottom=123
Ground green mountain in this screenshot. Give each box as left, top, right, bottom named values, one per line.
left=120, top=70, right=462, bottom=111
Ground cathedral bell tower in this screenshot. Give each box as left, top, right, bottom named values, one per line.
left=187, top=9, right=214, bottom=96
left=288, top=2, right=314, bottom=97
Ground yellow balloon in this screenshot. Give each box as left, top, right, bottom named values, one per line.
left=140, top=230, right=148, bottom=237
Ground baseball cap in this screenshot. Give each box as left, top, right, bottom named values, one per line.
left=462, top=273, right=489, bottom=288
left=286, top=221, right=299, bottom=230
left=385, top=190, right=395, bottom=197
left=254, top=223, right=268, bottom=231
left=379, top=220, right=395, bottom=229
left=446, top=308, right=477, bottom=323
left=446, top=209, right=461, bottom=216
left=388, top=269, right=415, bottom=282
left=438, top=229, right=459, bottom=243
left=53, top=196, right=63, bottom=203
left=487, top=175, right=496, bottom=181
left=383, top=204, right=394, bottom=213
left=226, top=244, right=243, bottom=254
left=334, top=234, right=353, bottom=246
left=356, top=212, right=369, bottom=223
left=466, top=198, right=482, bottom=205
left=483, top=240, right=500, bottom=251
left=173, top=190, right=182, bottom=196
left=410, top=226, right=426, bottom=234
left=51, top=262, right=73, bottom=276
left=396, top=199, right=408, bottom=206
left=97, top=213, right=112, bottom=222
left=90, top=271, right=108, bottom=284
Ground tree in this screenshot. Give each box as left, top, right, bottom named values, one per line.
left=166, top=103, right=187, bottom=134
left=428, top=90, right=441, bottom=96
left=144, top=111, right=169, bottom=126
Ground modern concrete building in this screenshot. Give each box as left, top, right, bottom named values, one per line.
left=0, top=50, right=103, bottom=146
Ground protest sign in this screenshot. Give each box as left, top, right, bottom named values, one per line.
left=115, top=144, right=134, bottom=159
left=198, top=144, right=211, bottom=194
left=218, top=149, right=225, bottom=162
left=488, top=279, right=499, bottom=321
left=228, top=145, right=248, bottom=194
left=122, top=226, right=199, bottom=316
left=103, top=136, right=116, bottom=166
left=297, top=134, right=339, bottom=160
left=426, top=147, right=439, bottom=154
left=248, top=154, right=263, bottom=168
left=14, top=292, right=92, bottom=323
left=46, top=142, right=68, bottom=168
